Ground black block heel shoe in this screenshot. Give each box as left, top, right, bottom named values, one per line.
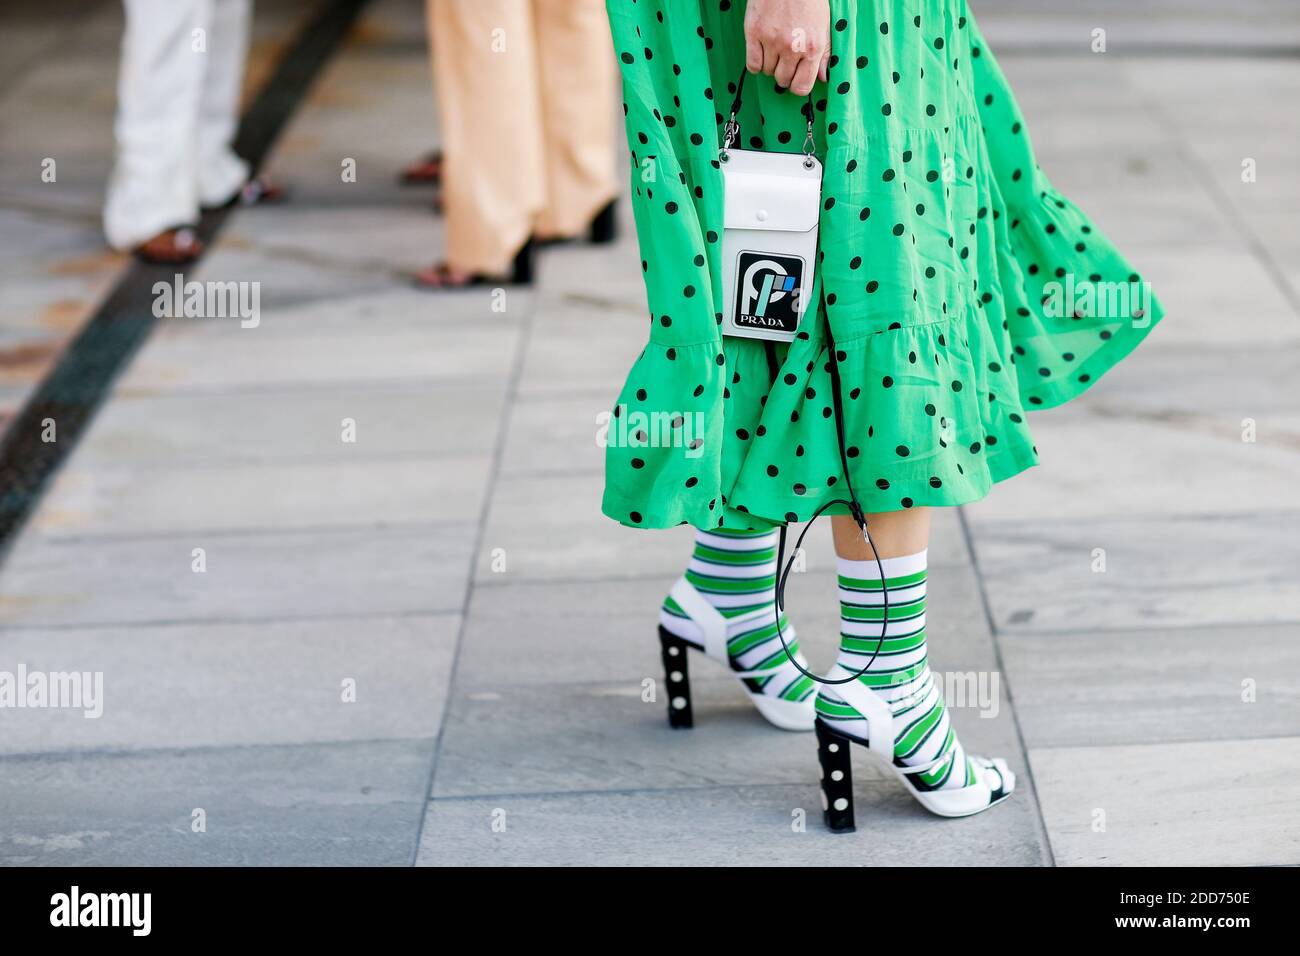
left=589, top=200, right=617, bottom=244
left=655, top=579, right=814, bottom=731
left=815, top=718, right=858, bottom=832
left=414, top=237, right=536, bottom=290
left=658, top=626, right=694, bottom=729
left=815, top=667, right=1018, bottom=826
left=508, top=236, right=536, bottom=284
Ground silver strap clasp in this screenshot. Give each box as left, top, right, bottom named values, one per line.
left=720, top=113, right=740, bottom=160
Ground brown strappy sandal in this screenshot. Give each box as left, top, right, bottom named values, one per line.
left=132, top=227, right=204, bottom=264
left=413, top=238, right=536, bottom=291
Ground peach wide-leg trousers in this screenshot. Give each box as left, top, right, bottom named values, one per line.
left=429, top=0, right=618, bottom=274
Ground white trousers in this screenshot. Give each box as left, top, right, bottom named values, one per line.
left=104, top=0, right=252, bottom=249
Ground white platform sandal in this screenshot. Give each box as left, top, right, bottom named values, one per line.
left=814, top=665, right=1015, bottom=830
left=658, top=577, right=815, bottom=732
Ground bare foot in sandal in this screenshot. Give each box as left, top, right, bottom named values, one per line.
left=133, top=227, right=204, bottom=264
left=413, top=239, right=536, bottom=291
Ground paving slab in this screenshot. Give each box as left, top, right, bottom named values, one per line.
left=535, top=233, right=647, bottom=305
left=34, top=455, right=493, bottom=536
left=0, top=208, right=123, bottom=337
left=1026, top=109, right=1177, bottom=163
left=455, top=559, right=999, bottom=690
left=77, top=382, right=507, bottom=467
left=517, top=299, right=650, bottom=397
left=275, top=52, right=437, bottom=204
left=115, top=319, right=519, bottom=393
left=174, top=241, right=406, bottom=314
left=1133, top=58, right=1300, bottom=144
left=0, top=738, right=434, bottom=866
left=0, top=525, right=475, bottom=628
left=474, top=471, right=972, bottom=584
left=1180, top=140, right=1300, bottom=217
left=978, top=3, right=1300, bottom=51
left=1044, top=342, right=1300, bottom=421
left=1031, top=154, right=1239, bottom=253
left=499, top=391, right=608, bottom=477
left=968, top=513, right=1300, bottom=635
left=430, top=673, right=1020, bottom=799
left=0, top=613, right=458, bottom=754
left=147, top=277, right=520, bottom=337
left=1236, top=209, right=1300, bottom=279
left=113, top=281, right=524, bottom=392
left=417, top=780, right=1046, bottom=866
left=963, top=415, right=1299, bottom=522
left=1001, top=623, right=1300, bottom=749
left=219, top=205, right=446, bottom=288
left=996, top=55, right=1134, bottom=111
left=1030, top=735, right=1300, bottom=866
left=1130, top=247, right=1299, bottom=347
left=150, top=269, right=512, bottom=340
left=1051, top=188, right=1239, bottom=255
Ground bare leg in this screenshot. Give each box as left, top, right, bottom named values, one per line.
left=831, top=508, right=930, bottom=561
left=818, top=505, right=1016, bottom=820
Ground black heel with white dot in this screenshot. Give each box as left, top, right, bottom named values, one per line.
left=815, top=718, right=856, bottom=833
left=658, top=626, right=694, bottom=729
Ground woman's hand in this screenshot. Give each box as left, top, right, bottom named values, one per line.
left=743, top=0, right=830, bottom=96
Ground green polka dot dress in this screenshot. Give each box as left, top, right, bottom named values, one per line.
left=603, top=0, right=1164, bottom=531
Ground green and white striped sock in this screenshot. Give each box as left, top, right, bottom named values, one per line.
left=661, top=527, right=815, bottom=705
left=816, top=550, right=979, bottom=791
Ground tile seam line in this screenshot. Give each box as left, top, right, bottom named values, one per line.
left=63, top=451, right=500, bottom=470
left=45, top=448, right=495, bottom=474
left=1017, top=731, right=1300, bottom=755
left=108, top=374, right=520, bottom=397
left=467, top=563, right=980, bottom=589
left=0, top=733, right=442, bottom=764
left=957, top=504, right=1057, bottom=867
left=96, top=379, right=512, bottom=399
left=963, top=507, right=1300, bottom=530
left=990, top=42, right=1300, bottom=60
left=0, top=607, right=463, bottom=633
left=988, top=626, right=1300, bottom=638
left=429, top=747, right=1300, bottom=806
left=14, top=517, right=475, bottom=545
left=425, top=780, right=865, bottom=804
left=407, top=287, right=539, bottom=866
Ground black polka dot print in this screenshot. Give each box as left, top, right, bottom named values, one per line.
left=601, top=0, right=1163, bottom=530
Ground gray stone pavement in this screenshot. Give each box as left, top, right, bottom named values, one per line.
left=0, top=0, right=1298, bottom=866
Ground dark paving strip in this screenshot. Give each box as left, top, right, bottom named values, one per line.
left=0, top=0, right=371, bottom=562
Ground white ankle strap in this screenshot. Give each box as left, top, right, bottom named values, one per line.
left=896, top=752, right=952, bottom=776
left=669, top=578, right=729, bottom=663
left=827, top=666, right=896, bottom=762
left=668, top=577, right=774, bottom=667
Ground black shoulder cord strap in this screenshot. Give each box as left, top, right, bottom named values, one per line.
left=723, top=66, right=890, bottom=687
left=722, top=66, right=816, bottom=153
left=771, top=325, right=891, bottom=686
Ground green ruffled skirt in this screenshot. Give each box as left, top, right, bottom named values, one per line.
left=602, top=0, right=1163, bottom=530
